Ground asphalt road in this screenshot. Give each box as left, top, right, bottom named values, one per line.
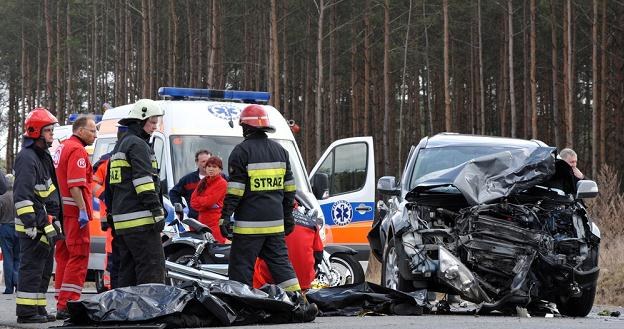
left=0, top=287, right=621, bottom=329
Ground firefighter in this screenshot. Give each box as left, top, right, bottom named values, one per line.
left=253, top=200, right=324, bottom=291
left=52, top=115, right=97, bottom=320
left=107, top=99, right=166, bottom=287
left=219, top=104, right=317, bottom=321
left=169, top=149, right=212, bottom=220
left=13, top=107, right=62, bottom=323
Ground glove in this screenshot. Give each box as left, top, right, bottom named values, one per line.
left=219, top=218, right=234, bottom=240
left=152, top=208, right=166, bottom=232
left=284, top=217, right=295, bottom=236
left=24, top=227, right=38, bottom=240
left=52, top=219, right=65, bottom=240
left=79, top=209, right=89, bottom=229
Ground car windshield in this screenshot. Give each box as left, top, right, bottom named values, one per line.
left=409, top=145, right=529, bottom=189
left=91, top=137, right=117, bottom=163
left=170, top=135, right=311, bottom=193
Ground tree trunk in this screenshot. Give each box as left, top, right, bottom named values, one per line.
left=282, top=0, right=290, bottom=119
left=315, top=0, right=325, bottom=159
left=508, top=0, right=517, bottom=138
left=565, top=0, right=574, bottom=147
left=44, top=0, right=54, bottom=112
left=382, top=0, right=391, bottom=174
left=443, top=0, right=451, bottom=131
left=363, top=0, right=371, bottom=135
left=350, top=1, right=359, bottom=136
left=530, top=0, right=537, bottom=139
left=591, top=0, right=599, bottom=178
left=478, top=0, right=485, bottom=135
left=270, top=0, right=280, bottom=107
left=329, top=1, right=337, bottom=143
left=56, top=0, right=64, bottom=123
left=551, top=0, right=560, bottom=147
left=599, top=0, right=607, bottom=164
left=398, top=0, right=412, bottom=171
left=423, top=0, right=433, bottom=135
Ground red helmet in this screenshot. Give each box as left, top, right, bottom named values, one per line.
left=24, top=107, right=58, bottom=139
left=239, top=104, right=275, bottom=133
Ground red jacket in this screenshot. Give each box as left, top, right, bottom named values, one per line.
left=253, top=210, right=324, bottom=290
left=190, top=175, right=227, bottom=243
left=53, top=135, right=93, bottom=246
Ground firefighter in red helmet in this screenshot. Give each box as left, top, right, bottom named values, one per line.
left=220, top=104, right=317, bottom=322
left=14, top=107, right=63, bottom=323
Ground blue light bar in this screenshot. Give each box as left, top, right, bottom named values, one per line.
left=158, top=87, right=270, bottom=103
left=68, top=113, right=103, bottom=124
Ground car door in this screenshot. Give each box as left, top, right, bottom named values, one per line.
left=309, top=137, right=375, bottom=257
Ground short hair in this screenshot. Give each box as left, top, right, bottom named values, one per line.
left=205, top=156, right=223, bottom=169
left=194, top=149, right=211, bottom=161
left=559, top=148, right=577, bottom=160
left=72, top=115, right=95, bottom=132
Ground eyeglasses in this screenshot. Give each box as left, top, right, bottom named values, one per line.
left=41, top=127, right=54, bottom=133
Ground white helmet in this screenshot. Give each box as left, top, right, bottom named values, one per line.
left=119, top=99, right=163, bottom=124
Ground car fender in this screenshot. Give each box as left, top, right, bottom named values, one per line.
left=325, top=245, right=357, bottom=255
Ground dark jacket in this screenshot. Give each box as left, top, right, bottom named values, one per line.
left=107, top=124, right=163, bottom=235
left=13, top=141, right=62, bottom=239
left=169, top=170, right=201, bottom=219
left=221, top=131, right=296, bottom=235
left=0, top=191, right=15, bottom=225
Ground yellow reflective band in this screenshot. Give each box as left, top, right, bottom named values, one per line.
left=233, top=224, right=284, bottom=235
left=15, top=224, right=25, bottom=232
left=110, top=159, right=130, bottom=168
left=44, top=225, right=55, bottom=234
left=227, top=187, right=245, bottom=196
left=284, top=185, right=296, bottom=192
left=151, top=161, right=159, bottom=169
left=34, top=184, right=56, bottom=198
left=249, top=175, right=284, bottom=191
left=114, top=216, right=155, bottom=230
left=16, top=297, right=38, bottom=306
left=40, top=235, right=49, bottom=245
left=135, top=182, right=155, bottom=194
left=248, top=168, right=286, bottom=177
left=283, top=283, right=301, bottom=292
left=17, top=206, right=35, bottom=216
left=37, top=298, right=47, bottom=306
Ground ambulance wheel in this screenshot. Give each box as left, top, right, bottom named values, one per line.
left=329, top=253, right=365, bottom=286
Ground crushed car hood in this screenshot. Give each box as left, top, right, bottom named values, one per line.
left=408, top=147, right=557, bottom=205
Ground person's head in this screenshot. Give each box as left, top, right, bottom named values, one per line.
left=72, top=115, right=97, bottom=146
left=204, top=156, right=223, bottom=177
left=195, top=149, right=212, bottom=174
left=559, top=148, right=578, bottom=168
left=24, top=107, right=58, bottom=147
left=118, top=99, right=163, bottom=135
left=239, top=104, right=275, bottom=137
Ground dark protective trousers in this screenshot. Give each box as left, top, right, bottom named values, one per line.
left=229, top=233, right=301, bottom=291
left=16, top=236, right=54, bottom=317
left=116, top=228, right=165, bottom=287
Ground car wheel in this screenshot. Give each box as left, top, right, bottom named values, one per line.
left=556, top=246, right=599, bottom=317
left=381, top=238, right=413, bottom=291
left=329, top=253, right=365, bottom=285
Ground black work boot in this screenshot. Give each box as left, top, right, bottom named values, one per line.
left=292, top=293, right=318, bottom=322
left=17, top=315, right=48, bottom=323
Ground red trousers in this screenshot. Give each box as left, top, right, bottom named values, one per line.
left=54, top=216, right=90, bottom=311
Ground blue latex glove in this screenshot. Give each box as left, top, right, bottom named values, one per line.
left=79, top=209, right=89, bottom=229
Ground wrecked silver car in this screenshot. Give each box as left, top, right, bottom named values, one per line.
left=368, top=133, right=600, bottom=317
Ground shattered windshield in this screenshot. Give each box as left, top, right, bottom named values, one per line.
left=169, top=135, right=311, bottom=193
left=409, top=146, right=530, bottom=190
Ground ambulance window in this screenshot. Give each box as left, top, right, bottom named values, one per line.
left=323, top=142, right=368, bottom=196
left=152, top=136, right=166, bottom=181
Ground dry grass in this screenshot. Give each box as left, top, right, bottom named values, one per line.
left=586, top=164, right=624, bottom=306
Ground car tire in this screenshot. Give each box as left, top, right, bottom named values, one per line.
left=556, top=246, right=599, bottom=317
left=381, top=238, right=414, bottom=292
left=329, top=253, right=365, bottom=285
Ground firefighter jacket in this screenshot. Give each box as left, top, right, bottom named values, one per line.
left=53, top=135, right=93, bottom=242
left=221, top=131, right=296, bottom=235
left=107, top=124, right=163, bottom=235
left=190, top=175, right=227, bottom=243
left=253, top=206, right=324, bottom=290
left=13, top=140, right=62, bottom=243
left=169, top=170, right=201, bottom=220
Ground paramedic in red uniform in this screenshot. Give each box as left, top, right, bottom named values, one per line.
left=52, top=116, right=96, bottom=321
left=190, top=156, right=227, bottom=243
left=253, top=200, right=324, bottom=291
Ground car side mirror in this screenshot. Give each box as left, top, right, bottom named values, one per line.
left=311, top=173, right=329, bottom=200
left=378, top=176, right=400, bottom=196
left=576, top=180, right=598, bottom=199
